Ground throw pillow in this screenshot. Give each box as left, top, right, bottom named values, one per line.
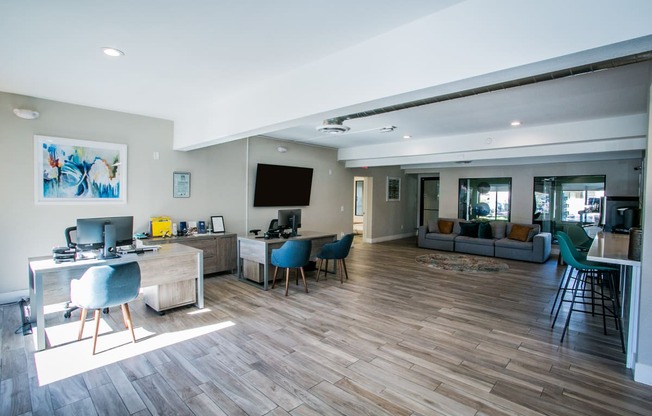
left=478, top=222, right=493, bottom=239
left=459, top=222, right=479, bottom=238
left=438, top=220, right=454, bottom=234
left=427, top=219, right=439, bottom=233
left=526, top=227, right=538, bottom=242
left=491, top=221, right=507, bottom=239
left=508, top=224, right=532, bottom=242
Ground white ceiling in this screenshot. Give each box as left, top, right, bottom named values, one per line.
left=1, top=1, right=651, bottom=169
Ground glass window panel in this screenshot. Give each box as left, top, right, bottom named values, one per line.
left=458, top=178, right=512, bottom=221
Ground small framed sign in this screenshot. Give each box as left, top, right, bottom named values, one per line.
left=173, top=172, right=191, bottom=198
left=211, top=216, right=225, bottom=233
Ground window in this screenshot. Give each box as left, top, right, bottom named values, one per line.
left=533, top=175, right=605, bottom=233
left=458, top=178, right=512, bottom=221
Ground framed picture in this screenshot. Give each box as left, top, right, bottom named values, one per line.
left=211, top=216, right=225, bottom=233
left=386, top=177, right=401, bottom=201
left=173, top=172, right=191, bottom=198
left=34, top=135, right=127, bottom=204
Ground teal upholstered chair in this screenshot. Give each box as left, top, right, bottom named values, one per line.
left=271, top=240, right=312, bottom=296
left=565, top=224, right=594, bottom=252
left=554, top=232, right=624, bottom=352
left=315, top=233, right=354, bottom=283
left=70, top=262, right=141, bottom=354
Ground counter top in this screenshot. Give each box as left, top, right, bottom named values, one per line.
left=587, top=232, right=640, bottom=267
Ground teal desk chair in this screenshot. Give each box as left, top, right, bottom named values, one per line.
left=271, top=240, right=312, bottom=296
left=70, top=262, right=141, bottom=354
left=316, top=233, right=354, bottom=283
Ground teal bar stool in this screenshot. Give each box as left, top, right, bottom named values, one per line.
left=271, top=240, right=312, bottom=296
left=555, top=232, right=624, bottom=352
left=550, top=231, right=596, bottom=322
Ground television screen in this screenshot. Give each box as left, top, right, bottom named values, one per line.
left=253, top=163, right=313, bottom=207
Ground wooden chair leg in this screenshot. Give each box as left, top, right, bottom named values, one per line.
left=272, top=266, right=279, bottom=289
left=121, top=303, right=136, bottom=344
left=92, top=309, right=101, bottom=355
left=323, top=259, right=329, bottom=280
left=78, top=308, right=88, bottom=340
left=285, top=268, right=290, bottom=296
left=337, top=260, right=343, bottom=283
left=341, top=258, right=349, bottom=281
left=316, top=259, right=323, bottom=282
left=295, top=268, right=299, bottom=285
left=300, top=267, right=308, bottom=293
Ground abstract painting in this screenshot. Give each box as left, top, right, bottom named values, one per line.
left=35, top=135, right=127, bottom=204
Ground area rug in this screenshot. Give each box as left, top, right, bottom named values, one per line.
left=416, top=253, right=509, bottom=273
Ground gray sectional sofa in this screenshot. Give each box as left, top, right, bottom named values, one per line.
left=418, top=218, right=551, bottom=263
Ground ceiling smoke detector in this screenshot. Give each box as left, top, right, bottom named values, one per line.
left=316, top=120, right=350, bottom=134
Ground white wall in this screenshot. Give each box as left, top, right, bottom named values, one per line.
left=636, top=74, right=652, bottom=383
left=0, top=92, right=351, bottom=299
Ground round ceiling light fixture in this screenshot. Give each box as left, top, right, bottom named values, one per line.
left=102, top=47, right=125, bottom=57
left=13, top=108, right=40, bottom=120
left=316, top=120, right=350, bottom=134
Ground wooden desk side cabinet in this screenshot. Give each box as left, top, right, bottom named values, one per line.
left=148, top=233, right=237, bottom=275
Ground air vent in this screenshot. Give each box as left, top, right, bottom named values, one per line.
left=316, top=120, right=350, bottom=134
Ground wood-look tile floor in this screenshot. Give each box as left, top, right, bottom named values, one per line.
left=3, top=237, right=652, bottom=415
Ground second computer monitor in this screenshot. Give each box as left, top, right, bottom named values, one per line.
left=277, top=209, right=301, bottom=236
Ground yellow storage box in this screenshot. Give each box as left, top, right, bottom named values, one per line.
left=150, top=216, right=172, bottom=237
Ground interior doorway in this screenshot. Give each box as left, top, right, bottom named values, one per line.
left=353, top=176, right=372, bottom=242
left=420, top=177, right=440, bottom=226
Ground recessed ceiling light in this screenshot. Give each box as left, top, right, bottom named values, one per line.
left=102, top=47, right=125, bottom=57
left=402, top=135, right=412, bottom=139
left=510, top=120, right=521, bottom=127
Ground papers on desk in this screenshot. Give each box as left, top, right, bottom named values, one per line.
left=134, top=240, right=161, bottom=251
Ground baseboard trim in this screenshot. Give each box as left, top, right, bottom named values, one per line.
left=0, top=289, right=29, bottom=305
left=635, top=362, right=652, bottom=386
left=368, top=232, right=416, bottom=244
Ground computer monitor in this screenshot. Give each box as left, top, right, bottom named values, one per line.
left=277, top=209, right=301, bottom=237
left=76, top=216, right=134, bottom=258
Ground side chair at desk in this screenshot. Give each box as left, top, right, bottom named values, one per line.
left=28, top=243, right=204, bottom=351
left=237, top=231, right=337, bottom=290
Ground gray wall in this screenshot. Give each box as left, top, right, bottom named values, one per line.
left=0, top=92, right=351, bottom=298
left=434, top=160, right=641, bottom=221
left=246, top=137, right=353, bottom=237
left=350, top=166, right=416, bottom=242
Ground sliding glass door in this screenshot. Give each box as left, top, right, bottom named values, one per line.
left=533, top=175, right=606, bottom=234
left=420, top=177, right=439, bottom=226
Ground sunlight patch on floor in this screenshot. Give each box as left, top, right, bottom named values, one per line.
left=34, top=320, right=235, bottom=386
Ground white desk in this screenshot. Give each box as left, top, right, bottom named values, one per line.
left=587, top=232, right=640, bottom=368
left=28, top=243, right=203, bottom=351
left=237, top=231, right=336, bottom=290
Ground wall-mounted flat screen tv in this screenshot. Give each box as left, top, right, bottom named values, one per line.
left=253, top=163, right=313, bottom=207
